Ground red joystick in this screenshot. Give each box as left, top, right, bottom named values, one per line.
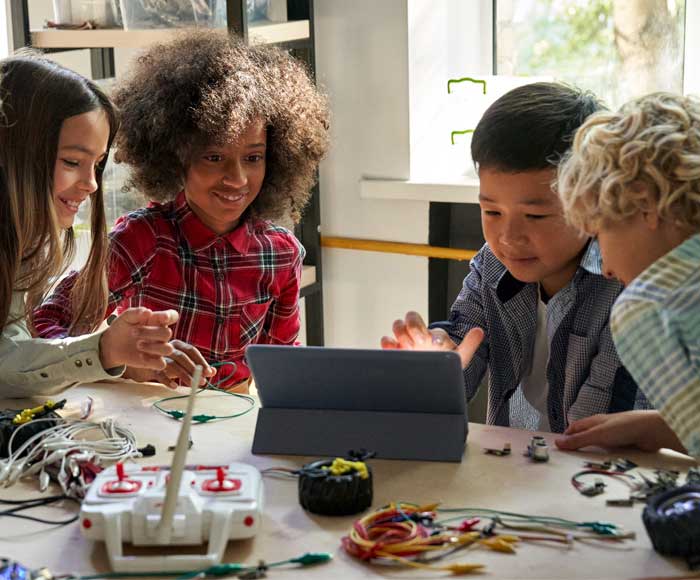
left=202, top=467, right=241, bottom=493
left=102, top=462, right=143, bottom=494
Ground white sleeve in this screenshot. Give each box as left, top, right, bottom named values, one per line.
left=0, top=317, right=124, bottom=398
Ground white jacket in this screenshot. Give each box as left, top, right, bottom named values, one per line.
left=0, top=292, right=123, bottom=397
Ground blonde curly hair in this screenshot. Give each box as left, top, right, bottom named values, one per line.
left=113, top=30, right=330, bottom=223
left=557, top=92, right=700, bottom=232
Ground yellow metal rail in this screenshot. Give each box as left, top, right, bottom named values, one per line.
left=321, top=236, right=477, bottom=261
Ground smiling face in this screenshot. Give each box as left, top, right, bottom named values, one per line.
left=184, top=120, right=267, bottom=235
left=52, top=109, right=110, bottom=229
left=479, top=168, right=589, bottom=297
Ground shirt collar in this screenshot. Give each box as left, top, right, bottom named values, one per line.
left=626, top=232, right=700, bottom=294
left=495, top=238, right=598, bottom=301
left=176, top=191, right=252, bottom=254
left=579, top=238, right=602, bottom=275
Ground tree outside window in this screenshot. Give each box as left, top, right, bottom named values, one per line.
left=496, top=0, right=686, bottom=108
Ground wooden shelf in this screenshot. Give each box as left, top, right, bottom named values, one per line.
left=31, top=20, right=309, bottom=49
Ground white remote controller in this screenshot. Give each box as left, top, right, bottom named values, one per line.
left=79, top=367, right=263, bottom=573
left=80, top=462, right=263, bottom=572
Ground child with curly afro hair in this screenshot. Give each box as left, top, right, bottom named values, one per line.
left=555, top=93, right=700, bottom=457
left=34, top=30, right=330, bottom=391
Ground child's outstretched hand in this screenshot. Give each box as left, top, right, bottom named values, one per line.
left=555, top=410, right=686, bottom=454
left=122, top=340, right=216, bottom=388
left=99, top=307, right=178, bottom=371
left=151, top=340, right=216, bottom=389
left=380, top=311, right=484, bottom=368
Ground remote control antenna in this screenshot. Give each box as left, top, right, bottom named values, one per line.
left=156, top=366, right=202, bottom=543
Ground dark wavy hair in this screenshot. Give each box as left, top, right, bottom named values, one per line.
left=113, top=30, right=330, bottom=223
left=471, top=82, right=605, bottom=173
left=0, top=52, right=118, bottom=333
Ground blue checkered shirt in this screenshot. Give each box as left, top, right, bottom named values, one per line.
left=431, top=241, right=648, bottom=432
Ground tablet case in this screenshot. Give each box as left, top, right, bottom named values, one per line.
left=247, top=345, right=468, bottom=462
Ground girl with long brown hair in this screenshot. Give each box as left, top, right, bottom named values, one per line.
left=0, top=53, right=179, bottom=397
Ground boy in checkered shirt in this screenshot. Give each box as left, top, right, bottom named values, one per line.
left=382, top=83, right=648, bottom=433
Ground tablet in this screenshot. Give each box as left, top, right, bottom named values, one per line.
left=247, top=345, right=468, bottom=462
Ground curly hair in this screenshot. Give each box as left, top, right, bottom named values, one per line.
left=557, top=92, right=700, bottom=232
left=113, top=30, right=330, bottom=223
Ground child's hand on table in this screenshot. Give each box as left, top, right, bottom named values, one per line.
left=555, top=410, right=686, bottom=454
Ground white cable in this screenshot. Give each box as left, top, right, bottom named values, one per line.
left=0, top=417, right=140, bottom=494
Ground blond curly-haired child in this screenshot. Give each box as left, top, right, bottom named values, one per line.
left=556, top=92, right=700, bottom=458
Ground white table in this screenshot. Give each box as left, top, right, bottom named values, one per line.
left=0, top=381, right=697, bottom=579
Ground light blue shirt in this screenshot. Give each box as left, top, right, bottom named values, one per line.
left=611, top=233, right=700, bottom=458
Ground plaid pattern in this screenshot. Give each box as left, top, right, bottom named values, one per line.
left=431, top=241, right=647, bottom=433
left=611, top=234, right=700, bottom=458
left=34, top=192, right=305, bottom=386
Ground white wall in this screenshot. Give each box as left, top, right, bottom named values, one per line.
left=1, top=0, right=11, bottom=58
left=315, top=0, right=430, bottom=348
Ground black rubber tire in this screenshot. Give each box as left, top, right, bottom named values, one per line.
left=298, top=459, right=373, bottom=516
left=642, top=485, right=700, bottom=557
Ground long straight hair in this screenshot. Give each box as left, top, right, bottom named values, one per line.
left=0, top=53, right=119, bottom=333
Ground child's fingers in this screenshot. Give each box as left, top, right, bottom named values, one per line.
left=153, top=370, right=179, bottom=389
left=555, top=421, right=610, bottom=451
left=405, top=311, right=431, bottom=345
left=563, top=414, right=606, bottom=435
left=136, top=340, right=175, bottom=357
left=455, top=327, right=484, bottom=368
left=392, top=319, right=415, bottom=349
left=132, top=353, right=168, bottom=371
left=554, top=428, right=597, bottom=450
left=167, top=348, right=208, bottom=386
left=132, top=325, right=173, bottom=345
left=145, top=309, right=179, bottom=327
left=171, top=340, right=214, bottom=376
left=380, top=336, right=400, bottom=349
left=116, top=307, right=154, bottom=326
left=160, top=359, right=195, bottom=388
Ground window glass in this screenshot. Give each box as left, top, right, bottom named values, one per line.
left=496, top=0, right=686, bottom=107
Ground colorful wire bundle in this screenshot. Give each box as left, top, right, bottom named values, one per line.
left=341, top=502, right=518, bottom=575
left=436, top=507, right=636, bottom=542
left=342, top=503, right=637, bottom=575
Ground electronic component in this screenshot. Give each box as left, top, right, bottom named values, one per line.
left=81, top=461, right=263, bottom=571
left=580, top=479, right=606, bottom=497
left=0, top=400, right=66, bottom=458
left=79, top=367, right=263, bottom=572
left=484, top=443, right=511, bottom=456
left=298, top=457, right=372, bottom=516
left=0, top=559, right=53, bottom=580
left=606, top=497, right=634, bottom=507
left=525, top=436, right=549, bottom=462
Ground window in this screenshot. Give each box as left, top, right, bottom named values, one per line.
left=399, top=0, right=694, bottom=195
left=496, top=0, right=687, bottom=108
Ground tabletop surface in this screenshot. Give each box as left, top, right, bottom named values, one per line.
left=0, top=380, right=698, bottom=580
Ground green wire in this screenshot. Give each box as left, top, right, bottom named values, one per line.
left=75, top=553, right=332, bottom=580
left=152, top=362, right=255, bottom=423
left=435, top=507, right=614, bottom=531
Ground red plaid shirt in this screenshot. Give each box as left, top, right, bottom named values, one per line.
left=34, top=192, right=304, bottom=386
